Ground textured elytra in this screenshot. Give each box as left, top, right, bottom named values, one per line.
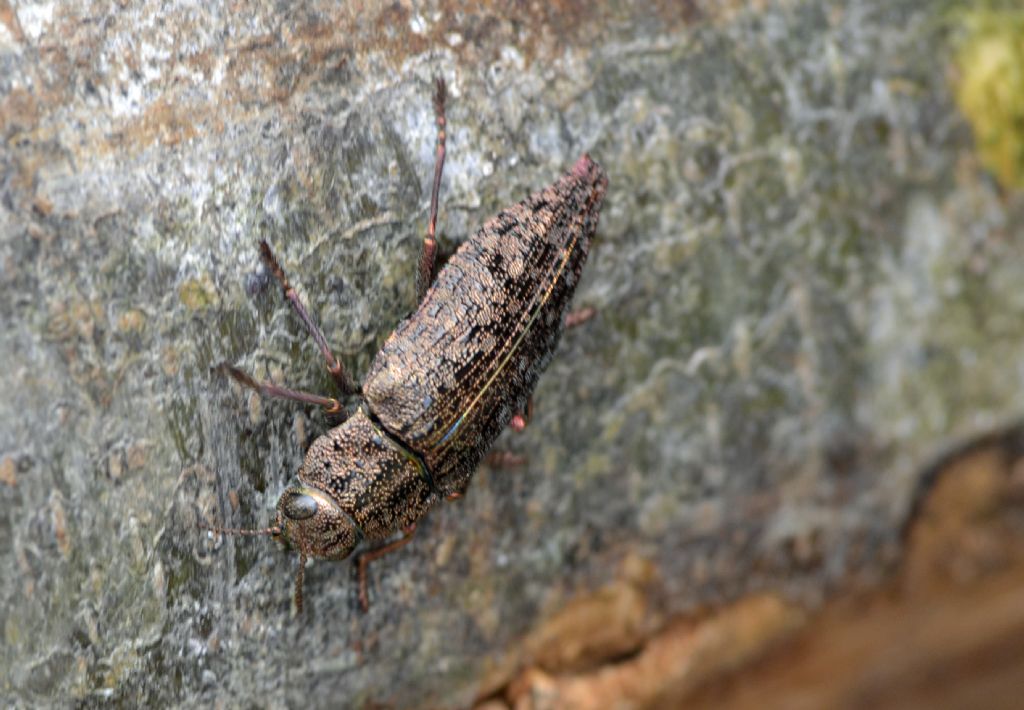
left=363, top=156, right=608, bottom=495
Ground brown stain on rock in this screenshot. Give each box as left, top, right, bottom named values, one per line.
left=686, top=569, right=1024, bottom=710
left=523, top=580, right=650, bottom=674
left=50, top=491, right=71, bottom=558
left=116, top=98, right=199, bottom=149
left=481, top=432, right=1024, bottom=710
left=0, top=0, right=25, bottom=43
left=474, top=554, right=660, bottom=701
left=902, top=445, right=1022, bottom=594
left=0, top=88, right=39, bottom=140
left=9, top=0, right=721, bottom=165
left=0, top=455, right=17, bottom=487
left=507, top=595, right=806, bottom=710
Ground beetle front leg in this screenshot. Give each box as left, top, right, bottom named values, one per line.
left=416, top=77, right=447, bottom=301
left=216, top=363, right=344, bottom=416
left=357, top=524, right=417, bottom=611
left=258, top=240, right=359, bottom=395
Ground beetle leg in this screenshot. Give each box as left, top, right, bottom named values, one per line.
left=357, top=524, right=417, bottom=612
left=445, top=480, right=473, bottom=502
left=216, top=363, right=345, bottom=416
left=565, top=306, right=597, bottom=329
left=258, top=240, right=358, bottom=395
left=416, top=76, right=447, bottom=302
left=509, top=395, right=534, bottom=432
left=485, top=451, right=527, bottom=468
left=503, top=309, right=591, bottom=431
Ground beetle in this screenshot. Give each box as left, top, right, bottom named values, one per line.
left=205, top=77, right=608, bottom=612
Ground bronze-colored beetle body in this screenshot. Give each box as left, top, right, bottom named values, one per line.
left=212, top=79, right=607, bottom=611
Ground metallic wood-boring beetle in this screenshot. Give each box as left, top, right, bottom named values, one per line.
left=205, top=77, right=608, bottom=612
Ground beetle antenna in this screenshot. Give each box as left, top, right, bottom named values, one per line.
left=199, top=522, right=281, bottom=537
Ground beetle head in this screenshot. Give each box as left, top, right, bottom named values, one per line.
left=275, top=484, right=359, bottom=561
left=200, top=484, right=358, bottom=613
left=274, top=484, right=359, bottom=612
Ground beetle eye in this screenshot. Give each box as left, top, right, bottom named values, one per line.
left=283, top=492, right=318, bottom=521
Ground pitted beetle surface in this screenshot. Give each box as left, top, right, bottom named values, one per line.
left=204, top=78, right=608, bottom=612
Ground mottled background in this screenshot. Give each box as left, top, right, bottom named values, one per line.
left=3, top=1, right=1024, bottom=708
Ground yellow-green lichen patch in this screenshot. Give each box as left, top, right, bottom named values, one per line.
left=178, top=276, right=219, bottom=311
left=954, top=9, right=1024, bottom=189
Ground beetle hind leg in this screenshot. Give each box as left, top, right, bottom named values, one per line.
left=485, top=451, right=528, bottom=469
left=565, top=306, right=597, bottom=329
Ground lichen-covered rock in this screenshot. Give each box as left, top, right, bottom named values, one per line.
left=1, top=1, right=1022, bottom=707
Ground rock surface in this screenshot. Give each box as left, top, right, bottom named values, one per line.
left=499, top=428, right=1024, bottom=709
left=2, top=0, right=1023, bottom=707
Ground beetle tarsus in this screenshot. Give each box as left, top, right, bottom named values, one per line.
left=509, top=396, right=534, bottom=432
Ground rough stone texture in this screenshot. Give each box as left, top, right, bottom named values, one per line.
left=2, top=0, right=1023, bottom=707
